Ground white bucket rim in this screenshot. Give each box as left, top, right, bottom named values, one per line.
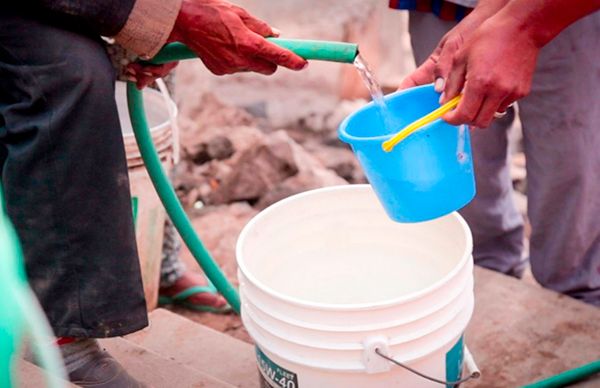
left=115, top=81, right=178, bottom=135
left=236, top=184, right=473, bottom=312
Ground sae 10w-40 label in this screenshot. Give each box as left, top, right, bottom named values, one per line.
left=256, top=346, right=299, bottom=388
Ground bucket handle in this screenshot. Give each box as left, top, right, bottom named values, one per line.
left=364, top=337, right=480, bottom=386
left=155, top=78, right=180, bottom=164
left=375, top=348, right=480, bottom=387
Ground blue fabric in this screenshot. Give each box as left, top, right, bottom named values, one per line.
left=431, top=0, right=443, bottom=15
left=396, top=0, right=417, bottom=8
left=389, top=0, right=472, bottom=21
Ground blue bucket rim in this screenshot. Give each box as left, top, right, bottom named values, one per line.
left=338, top=83, right=442, bottom=145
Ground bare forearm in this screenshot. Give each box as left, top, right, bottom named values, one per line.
left=457, top=0, right=509, bottom=30
left=473, top=0, right=510, bottom=18
left=496, top=0, right=600, bottom=48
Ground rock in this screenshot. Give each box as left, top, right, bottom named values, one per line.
left=170, top=160, right=197, bottom=192
left=192, top=161, right=233, bottom=203
left=208, top=131, right=300, bottom=204
left=256, top=168, right=347, bottom=210
left=174, top=125, right=273, bottom=207
left=301, top=99, right=367, bottom=133
left=188, top=135, right=235, bottom=165
left=178, top=94, right=258, bottom=164
left=182, top=125, right=266, bottom=164
left=326, top=99, right=367, bottom=131
left=303, top=140, right=366, bottom=183
left=179, top=93, right=256, bottom=135
left=223, top=126, right=268, bottom=152
left=209, top=130, right=346, bottom=206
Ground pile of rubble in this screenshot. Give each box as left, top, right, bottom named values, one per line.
left=172, top=93, right=366, bottom=213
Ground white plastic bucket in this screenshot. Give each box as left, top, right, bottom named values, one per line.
left=236, top=185, right=474, bottom=387
left=115, top=81, right=177, bottom=310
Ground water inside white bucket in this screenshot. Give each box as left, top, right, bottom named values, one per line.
left=254, top=242, right=455, bottom=305
left=241, top=186, right=469, bottom=306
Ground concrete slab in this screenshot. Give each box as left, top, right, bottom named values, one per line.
left=16, top=361, right=76, bottom=388
left=100, top=336, right=234, bottom=388
left=125, top=309, right=259, bottom=388
left=464, top=267, right=600, bottom=387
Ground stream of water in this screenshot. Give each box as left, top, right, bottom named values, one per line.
left=353, top=54, right=398, bottom=136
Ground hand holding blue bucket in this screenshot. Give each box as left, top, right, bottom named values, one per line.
left=338, top=84, right=476, bottom=223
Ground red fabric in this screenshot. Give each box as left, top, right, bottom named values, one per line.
left=56, top=337, right=77, bottom=346
left=439, top=2, right=457, bottom=21
left=415, top=0, right=432, bottom=12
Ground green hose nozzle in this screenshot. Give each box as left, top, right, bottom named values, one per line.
left=147, top=38, right=358, bottom=65
left=267, top=38, right=358, bottom=63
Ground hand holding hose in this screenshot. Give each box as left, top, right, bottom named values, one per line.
left=125, top=62, right=179, bottom=89
left=125, top=0, right=308, bottom=88
left=167, top=0, right=307, bottom=75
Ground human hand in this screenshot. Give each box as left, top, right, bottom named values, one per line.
left=398, top=0, right=509, bottom=91
left=125, top=62, right=179, bottom=89
left=168, top=0, right=307, bottom=75
left=441, top=16, right=539, bottom=127
left=398, top=17, right=478, bottom=91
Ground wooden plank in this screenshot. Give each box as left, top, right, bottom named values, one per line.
left=125, top=309, right=259, bottom=388
left=16, top=361, right=76, bottom=388
left=464, top=267, right=600, bottom=387
left=100, top=337, right=234, bottom=388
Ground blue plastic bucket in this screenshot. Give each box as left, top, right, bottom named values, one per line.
left=338, top=84, right=476, bottom=222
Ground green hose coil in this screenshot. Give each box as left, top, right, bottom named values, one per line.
left=126, top=83, right=241, bottom=313
left=130, top=39, right=359, bottom=314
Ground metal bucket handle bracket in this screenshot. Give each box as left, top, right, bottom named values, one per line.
left=362, top=336, right=392, bottom=374
left=363, top=336, right=481, bottom=386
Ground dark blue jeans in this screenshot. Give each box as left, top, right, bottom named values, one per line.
left=0, top=9, right=148, bottom=337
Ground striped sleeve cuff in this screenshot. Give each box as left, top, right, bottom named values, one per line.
left=113, top=0, right=183, bottom=59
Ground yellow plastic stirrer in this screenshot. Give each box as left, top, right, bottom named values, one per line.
left=382, top=94, right=462, bottom=152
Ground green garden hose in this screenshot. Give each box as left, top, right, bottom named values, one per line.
left=145, top=39, right=359, bottom=65
left=129, top=39, right=358, bottom=314
left=127, top=83, right=242, bottom=313
left=523, top=359, right=600, bottom=388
